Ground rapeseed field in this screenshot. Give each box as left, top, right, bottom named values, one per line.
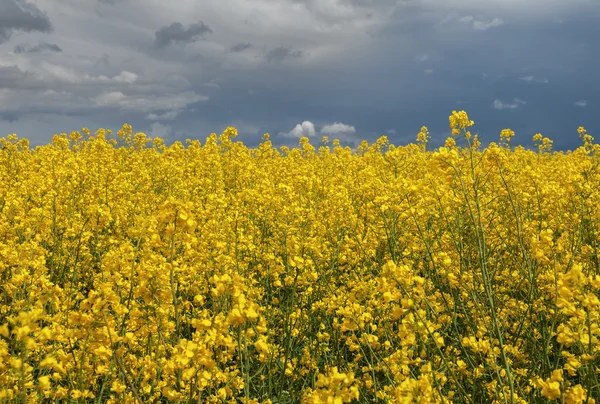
left=0, top=111, right=599, bottom=403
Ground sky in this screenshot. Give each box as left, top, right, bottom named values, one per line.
left=0, top=0, right=599, bottom=150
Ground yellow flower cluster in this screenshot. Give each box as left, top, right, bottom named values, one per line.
left=533, top=133, right=554, bottom=154
left=416, top=126, right=430, bottom=151
left=0, top=112, right=599, bottom=403
left=500, top=128, right=516, bottom=148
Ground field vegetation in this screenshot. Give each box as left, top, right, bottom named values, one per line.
left=0, top=111, right=599, bottom=403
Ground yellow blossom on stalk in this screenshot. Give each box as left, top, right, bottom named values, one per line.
left=534, top=369, right=563, bottom=400
left=38, top=375, right=52, bottom=396
left=565, top=384, right=594, bottom=404
left=69, top=131, right=82, bottom=143
left=578, top=126, right=595, bottom=152
left=541, top=137, right=553, bottom=153
left=416, top=126, right=430, bottom=151
left=303, top=367, right=359, bottom=403
left=449, top=110, right=474, bottom=135
left=110, top=380, right=127, bottom=394
left=444, top=137, right=456, bottom=148
left=500, top=128, right=515, bottom=147
left=533, top=133, right=550, bottom=154
left=376, top=135, right=389, bottom=146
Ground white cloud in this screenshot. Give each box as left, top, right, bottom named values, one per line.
left=575, top=100, right=588, bottom=107
left=27, top=62, right=140, bottom=85
left=493, top=98, right=527, bottom=109
left=113, top=70, right=138, bottom=83
left=145, top=109, right=182, bottom=120
left=424, top=68, right=433, bottom=75
left=280, top=121, right=316, bottom=138
left=459, top=16, right=504, bottom=31
left=148, top=122, right=170, bottom=138
left=93, top=91, right=126, bottom=105
left=321, top=122, right=356, bottom=135
left=414, top=54, right=429, bottom=62
left=519, top=75, right=548, bottom=83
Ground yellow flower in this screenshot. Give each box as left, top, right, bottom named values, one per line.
left=38, top=375, right=51, bottom=391
left=565, top=384, right=592, bottom=404
left=110, top=380, right=127, bottom=394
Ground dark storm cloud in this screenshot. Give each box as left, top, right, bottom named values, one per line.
left=0, top=0, right=52, bottom=43
left=265, top=47, right=303, bottom=63
left=14, top=42, right=62, bottom=54
left=177, top=10, right=600, bottom=151
left=229, top=43, right=252, bottom=53
left=154, top=21, right=213, bottom=47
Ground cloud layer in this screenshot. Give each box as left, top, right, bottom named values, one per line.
left=0, top=0, right=598, bottom=150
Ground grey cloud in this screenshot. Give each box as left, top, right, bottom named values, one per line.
left=14, top=42, right=62, bottom=54
left=493, top=98, right=527, bottom=110
left=92, top=90, right=208, bottom=113
left=145, top=109, right=182, bottom=120
left=148, top=122, right=171, bottom=138
left=265, top=47, right=303, bottom=63
left=0, top=65, right=36, bottom=89
left=0, top=112, right=19, bottom=123
left=154, top=21, right=212, bottom=47
left=0, top=88, right=91, bottom=116
left=0, top=60, right=206, bottom=123
left=230, top=43, right=252, bottom=52
left=0, top=0, right=52, bottom=43
left=342, top=0, right=398, bottom=7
